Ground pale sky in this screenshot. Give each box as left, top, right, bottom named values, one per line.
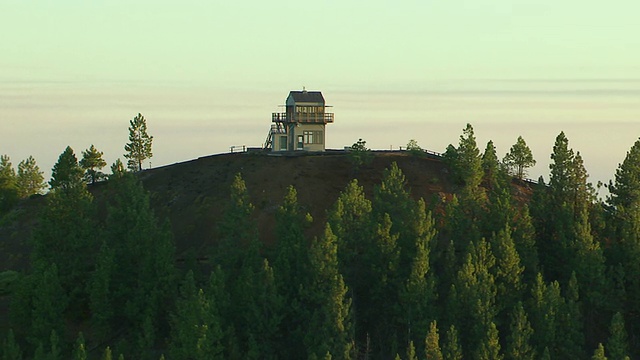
left=1, top=1, right=640, bottom=192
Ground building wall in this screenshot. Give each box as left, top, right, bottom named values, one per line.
left=291, top=123, right=326, bottom=151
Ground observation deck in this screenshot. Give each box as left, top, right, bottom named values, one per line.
left=272, top=112, right=334, bottom=124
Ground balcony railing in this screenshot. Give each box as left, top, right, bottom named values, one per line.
left=272, top=112, right=334, bottom=123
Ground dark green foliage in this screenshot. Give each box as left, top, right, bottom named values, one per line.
left=92, top=173, right=176, bottom=355
left=80, top=144, right=107, bottom=184
left=476, top=322, right=502, bottom=360
left=7, top=127, right=640, bottom=358
left=0, top=155, right=19, bottom=214
left=348, top=138, right=373, bottom=170
left=305, top=224, right=353, bottom=359
left=425, top=321, right=443, bottom=360
left=443, top=325, right=463, bottom=360
left=169, top=271, right=223, bottom=360
left=16, top=155, right=45, bottom=197
left=2, top=329, right=22, bottom=360
left=272, top=185, right=312, bottom=358
left=49, top=146, right=85, bottom=192
left=124, top=113, right=153, bottom=171
left=110, top=159, right=126, bottom=178
left=73, top=332, right=87, bottom=360
left=444, top=123, right=483, bottom=190
left=406, top=139, right=424, bottom=156
left=607, top=312, right=629, bottom=360
left=503, top=136, right=536, bottom=180
left=505, top=302, right=534, bottom=360
left=592, top=343, right=608, bottom=360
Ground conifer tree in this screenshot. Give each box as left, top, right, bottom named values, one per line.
left=305, top=224, right=353, bottom=359
left=506, top=302, right=535, bottom=360
left=425, top=320, right=443, bottom=360
left=169, top=271, right=223, bottom=360
left=607, top=312, right=629, bottom=360
left=49, top=146, right=85, bottom=192
left=33, top=147, right=96, bottom=311
left=401, top=199, right=437, bottom=347
left=73, top=332, right=87, bottom=360
left=482, top=140, right=505, bottom=191
left=443, top=325, right=463, bottom=360
left=444, top=123, right=483, bottom=190
left=453, top=239, right=497, bottom=355
left=124, top=113, right=153, bottom=171
left=592, top=343, right=608, bottom=360
left=29, top=264, right=67, bottom=350
left=490, top=226, right=524, bottom=318
left=2, top=329, right=22, bottom=360
left=503, top=136, right=536, bottom=180
left=406, top=341, right=417, bottom=360
left=100, top=173, right=176, bottom=348
left=89, top=242, right=115, bottom=340
left=0, top=155, right=18, bottom=214
left=215, top=173, right=260, bottom=272
left=476, top=322, right=503, bottom=360
left=110, top=159, right=126, bottom=178
left=328, top=179, right=373, bottom=314
left=272, top=185, right=311, bottom=358
left=80, top=144, right=107, bottom=184
left=365, top=213, right=401, bottom=356
left=16, top=155, right=45, bottom=197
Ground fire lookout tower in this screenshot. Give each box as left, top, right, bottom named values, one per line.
left=264, top=89, right=334, bottom=152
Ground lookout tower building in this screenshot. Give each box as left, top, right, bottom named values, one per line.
left=265, top=89, right=334, bottom=152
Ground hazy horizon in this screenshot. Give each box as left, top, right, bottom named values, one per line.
left=2, top=1, right=639, bottom=195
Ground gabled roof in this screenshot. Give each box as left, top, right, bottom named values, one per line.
left=288, top=90, right=325, bottom=104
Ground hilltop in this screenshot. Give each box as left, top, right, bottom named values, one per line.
left=0, top=150, right=454, bottom=271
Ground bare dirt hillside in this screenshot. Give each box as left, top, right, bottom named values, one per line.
left=0, top=151, right=452, bottom=271
left=137, top=150, right=452, bottom=259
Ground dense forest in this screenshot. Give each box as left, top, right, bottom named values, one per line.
left=1, top=123, right=640, bottom=359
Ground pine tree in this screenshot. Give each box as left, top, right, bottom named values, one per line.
left=29, top=264, right=67, bottom=349
left=592, top=343, right=608, bottom=360
left=445, top=124, right=483, bottom=190
left=110, top=159, right=126, bottom=178
left=305, top=224, right=353, bottom=360
left=503, top=136, right=536, bottom=180
left=80, top=144, right=107, bottom=184
left=476, top=322, right=502, bottom=360
left=73, top=332, right=87, bottom=360
left=443, top=325, right=463, bottom=360
left=16, top=155, right=45, bottom=197
left=33, top=147, right=95, bottom=314
left=406, top=341, right=417, bottom=360
left=124, top=113, right=153, bottom=171
left=506, top=302, right=535, bottom=360
left=607, top=312, right=629, bottom=360
left=490, top=226, right=524, bottom=318
left=272, top=185, right=312, bottom=358
left=0, top=155, right=18, bottom=214
left=425, top=321, right=443, bottom=360
left=327, top=179, right=373, bottom=313
left=102, top=347, right=113, bottom=360
left=2, top=329, right=22, bottom=360
left=169, top=271, right=224, bottom=360
left=101, top=173, right=176, bottom=348
left=89, top=242, right=115, bottom=340
left=49, top=146, right=85, bottom=192
left=215, top=173, right=260, bottom=273
left=453, top=239, right=497, bottom=355
left=401, top=199, right=437, bottom=347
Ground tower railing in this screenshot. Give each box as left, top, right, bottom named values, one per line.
left=272, top=112, right=334, bottom=123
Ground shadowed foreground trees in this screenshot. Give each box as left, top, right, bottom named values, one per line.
left=5, top=130, right=640, bottom=359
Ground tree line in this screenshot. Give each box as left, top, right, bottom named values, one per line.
left=2, top=123, right=640, bottom=359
